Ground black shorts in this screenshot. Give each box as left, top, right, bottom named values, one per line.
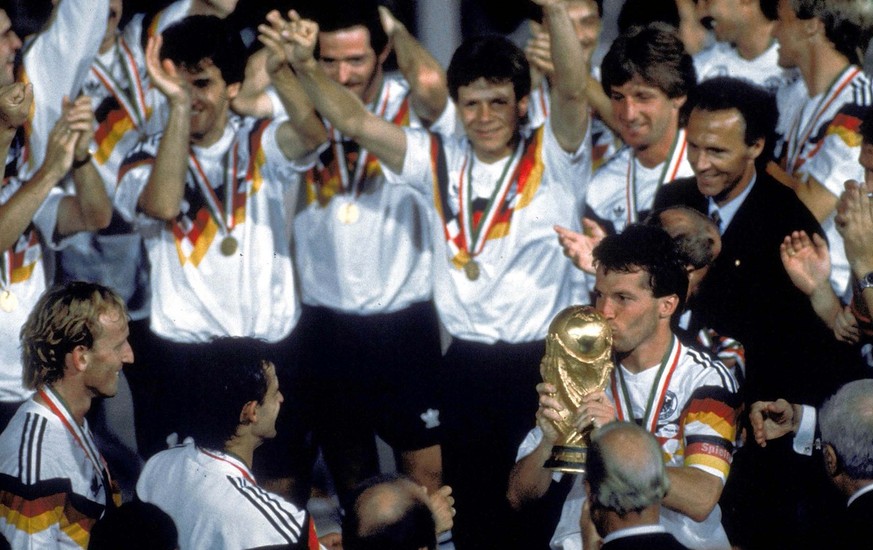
left=298, top=301, right=443, bottom=453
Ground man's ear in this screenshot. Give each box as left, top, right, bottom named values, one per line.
left=67, top=345, right=89, bottom=374
left=658, top=294, right=679, bottom=319
left=240, top=400, right=258, bottom=425
left=823, top=443, right=841, bottom=477
left=226, top=81, right=241, bottom=101
left=517, top=95, right=530, bottom=120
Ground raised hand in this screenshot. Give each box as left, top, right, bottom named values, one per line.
left=833, top=305, right=860, bottom=344
left=63, top=96, right=96, bottom=162
left=836, top=180, right=873, bottom=274
left=525, top=21, right=555, bottom=77
left=555, top=218, right=606, bottom=274
left=780, top=230, right=831, bottom=297
left=0, top=83, right=32, bottom=130
left=145, top=34, right=190, bottom=106
left=749, top=399, right=799, bottom=447
left=283, top=11, right=319, bottom=69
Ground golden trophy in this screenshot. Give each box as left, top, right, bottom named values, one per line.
left=540, top=305, right=614, bottom=473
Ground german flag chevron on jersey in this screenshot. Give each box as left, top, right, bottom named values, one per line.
left=429, top=125, right=545, bottom=270
left=305, top=88, right=411, bottom=207
left=0, top=401, right=118, bottom=549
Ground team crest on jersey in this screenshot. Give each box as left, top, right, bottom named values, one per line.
left=611, top=204, right=626, bottom=219
left=659, top=390, right=679, bottom=421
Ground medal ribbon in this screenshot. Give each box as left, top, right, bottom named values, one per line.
left=610, top=335, right=682, bottom=433
left=38, top=388, right=115, bottom=504
left=188, top=139, right=241, bottom=238
left=785, top=65, right=860, bottom=174
left=199, top=448, right=256, bottom=484
left=625, top=129, right=686, bottom=226
left=90, top=38, right=148, bottom=130
left=459, top=140, right=524, bottom=257
left=326, top=82, right=391, bottom=198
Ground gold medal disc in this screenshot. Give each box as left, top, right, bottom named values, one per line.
left=220, top=236, right=238, bottom=256
left=464, top=260, right=480, bottom=281
left=0, top=290, right=17, bottom=313
left=337, top=202, right=360, bottom=225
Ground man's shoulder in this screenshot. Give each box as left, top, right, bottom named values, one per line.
left=603, top=532, right=690, bottom=550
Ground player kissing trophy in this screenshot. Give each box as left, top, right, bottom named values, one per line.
left=540, top=305, right=614, bottom=473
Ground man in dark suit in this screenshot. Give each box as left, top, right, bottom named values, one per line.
left=580, top=422, right=688, bottom=550
left=653, top=76, right=864, bottom=549
left=751, top=379, right=873, bottom=549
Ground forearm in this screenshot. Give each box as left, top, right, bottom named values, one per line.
left=138, top=103, right=189, bottom=220
left=69, top=160, right=112, bottom=231
left=391, top=22, right=448, bottom=125
left=542, top=2, right=588, bottom=150
left=808, top=285, right=842, bottom=329
left=663, top=467, right=723, bottom=522
left=293, top=59, right=370, bottom=142
left=507, top=441, right=555, bottom=510
left=271, top=65, right=327, bottom=155
left=542, top=3, right=587, bottom=103
left=0, top=169, right=64, bottom=250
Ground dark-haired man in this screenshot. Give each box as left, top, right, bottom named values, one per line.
left=694, top=0, right=793, bottom=93
left=286, top=2, right=455, bottom=504
left=509, top=224, right=738, bottom=550
left=136, top=337, right=320, bottom=549
left=114, top=15, right=325, bottom=464
left=0, top=282, right=132, bottom=548
left=564, top=23, right=696, bottom=242
left=653, top=75, right=864, bottom=549
left=769, top=0, right=873, bottom=296
left=286, top=0, right=591, bottom=546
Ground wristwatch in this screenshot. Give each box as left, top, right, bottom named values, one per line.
left=859, top=271, right=873, bottom=291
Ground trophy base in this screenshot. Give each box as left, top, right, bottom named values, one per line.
left=544, top=445, right=588, bottom=474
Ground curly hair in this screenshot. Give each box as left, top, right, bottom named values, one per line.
left=20, top=282, right=126, bottom=389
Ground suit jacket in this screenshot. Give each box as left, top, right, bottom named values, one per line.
left=601, top=532, right=689, bottom=550
left=837, top=488, right=873, bottom=548
left=654, top=172, right=864, bottom=407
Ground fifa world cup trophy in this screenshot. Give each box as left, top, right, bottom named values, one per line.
left=540, top=305, right=614, bottom=473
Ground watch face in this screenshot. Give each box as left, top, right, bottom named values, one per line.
left=863, top=273, right=873, bottom=288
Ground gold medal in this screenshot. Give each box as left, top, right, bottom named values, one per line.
left=0, top=290, right=17, bottom=313
left=463, top=260, right=480, bottom=281
left=220, top=236, right=238, bottom=256
left=337, top=202, right=360, bottom=225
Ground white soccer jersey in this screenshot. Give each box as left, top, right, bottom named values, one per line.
left=115, top=116, right=309, bottom=343
left=775, top=67, right=873, bottom=295
left=383, top=120, right=591, bottom=343
left=0, top=396, right=116, bottom=549
left=586, top=135, right=695, bottom=234
left=293, top=75, right=456, bottom=313
left=693, top=40, right=795, bottom=94
left=516, top=336, right=738, bottom=550
left=137, top=441, right=320, bottom=550
left=19, top=0, right=108, bottom=179
left=0, top=182, right=65, bottom=402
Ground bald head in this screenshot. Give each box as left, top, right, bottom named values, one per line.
left=819, top=380, right=873, bottom=482
left=647, top=206, right=721, bottom=298
left=344, top=476, right=436, bottom=550
left=586, top=422, right=670, bottom=516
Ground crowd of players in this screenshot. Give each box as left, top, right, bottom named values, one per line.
left=0, top=0, right=873, bottom=548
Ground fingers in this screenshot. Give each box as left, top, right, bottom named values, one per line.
left=573, top=391, right=615, bottom=431
left=581, top=217, right=606, bottom=238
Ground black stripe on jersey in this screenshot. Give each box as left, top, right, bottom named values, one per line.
left=236, top=477, right=304, bottom=538
left=850, top=74, right=873, bottom=107
left=17, top=415, right=28, bottom=483
left=685, top=347, right=738, bottom=393
left=33, top=417, right=46, bottom=483
left=227, top=476, right=302, bottom=543
left=19, top=414, right=47, bottom=485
